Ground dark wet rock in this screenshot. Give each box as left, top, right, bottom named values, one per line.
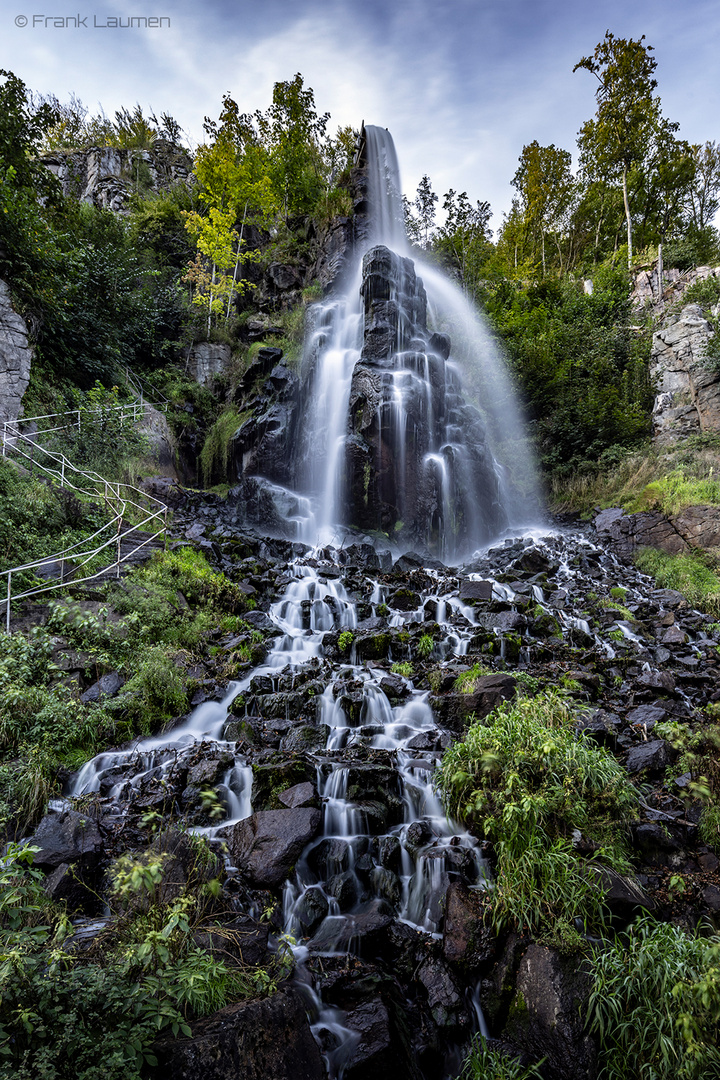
left=43, top=862, right=97, bottom=910
left=625, top=739, right=675, bottom=774
left=294, top=886, right=330, bottom=935
left=80, top=670, right=125, bottom=703
left=417, top=956, right=467, bottom=1028
left=29, top=807, right=103, bottom=871
left=662, top=625, right=687, bottom=644
left=637, top=669, right=676, bottom=694
left=626, top=704, right=667, bottom=728
left=631, top=821, right=684, bottom=862
left=221, top=808, right=321, bottom=888
left=442, top=882, right=496, bottom=971
left=509, top=547, right=559, bottom=576
left=326, top=870, right=360, bottom=908
left=430, top=673, right=516, bottom=733
left=193, top=916, right=270, bottom=967
left=458, top=579, right=493, bottom=603
left=278, top=781, right=316, bottom=809
left=342, top=998, right=415, bottom=1080
left=491, top=610, right=527, bottom=632
left=504, top=945, right=597, bottom=1080
left=702, top=885, right=720, bottom=912
left=308, top=902, right=393, bottom=954
left=154, top=987, right=325, bottom=1080
left=588, top=865, right=655, bottom=911
left=389, top=587, right=421, bottom=611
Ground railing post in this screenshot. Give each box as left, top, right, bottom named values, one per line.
left=6, top=572, right=11, bottom=634
left=77, top=410, right=81, bottom=431
left=2, top=422, right=6, bottom=458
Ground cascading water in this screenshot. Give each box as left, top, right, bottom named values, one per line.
left=294, top=125, right=540, bottom=560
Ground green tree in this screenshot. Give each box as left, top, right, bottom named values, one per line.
left=185, top=94, right=276, bottom=334
left=255, top=73, right=329, bottom=220
left=435, top=189, right=493, bottom=294
left=512, top=141, right=575, bottom=274
left=414, top=174, right=438, bottom=247
left=574, top=32, right=661, bottom=268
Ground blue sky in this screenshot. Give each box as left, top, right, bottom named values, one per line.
left=5, top=0, right=719, bottom=230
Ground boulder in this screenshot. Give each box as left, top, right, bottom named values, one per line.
left=625, top=739, right=675, bottom=774
left=504, top=945, right=597, bottom=1080
left=442, top=882, right=496, bottom=971
left=154, top=988, right=325, bottom=1080
left=28, top=807, right=103, bottom=871
left=221, top=808, right=321, bottom=888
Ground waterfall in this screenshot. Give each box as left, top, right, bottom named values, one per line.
left=294, top=125, right=540, bottom=561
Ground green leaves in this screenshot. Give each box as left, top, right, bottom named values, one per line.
left=588, top=918, right=720, bottom=1078
left=436, top=689, right=637, bottom=942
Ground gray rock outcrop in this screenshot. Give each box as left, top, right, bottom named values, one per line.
left=650, top=303, right=720, bottom=442
left=0, top=280, right=33, bottom=425
left=42, top=140, right=192, bottom=213
left=187, top=342, right=232, bottom=387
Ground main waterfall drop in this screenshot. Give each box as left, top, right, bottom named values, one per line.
left=295, top=125, right=538, bottom=559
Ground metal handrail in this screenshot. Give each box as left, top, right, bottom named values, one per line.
left=1, top=412, right=170, bottom=632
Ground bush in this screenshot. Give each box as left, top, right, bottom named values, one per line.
left=588, top=917, right=720, bottom=1079
left=435, top=690, right=637, bottom=942
left=455, top=1036, right=544, bottom=1079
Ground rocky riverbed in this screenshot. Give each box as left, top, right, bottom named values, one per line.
left=22, top=506, right=720, bottom=1080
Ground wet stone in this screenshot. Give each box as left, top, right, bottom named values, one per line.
left=625, top=739, right=675, bottom=774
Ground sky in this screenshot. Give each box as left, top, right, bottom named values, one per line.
left=4, top=0, right=720, bottom=231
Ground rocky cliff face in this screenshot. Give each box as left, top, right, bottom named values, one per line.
left=42, top=139, right=193, bottom=212
left=345, top=246, right=506, bottom=554
left=650, top=303, right=720, bottom=442
left=0, top=280, right=33, bottom=425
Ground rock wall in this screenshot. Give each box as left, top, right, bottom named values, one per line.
left=0, top=280, right=33, bottom=425
left=595, top=504, right=720, bottom=561
left=650, top=303, right=720, bottom=442
left=42, top=139, right=193, bottom=213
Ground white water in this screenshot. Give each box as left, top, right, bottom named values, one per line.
left=293, top=124, right=540, bottom=560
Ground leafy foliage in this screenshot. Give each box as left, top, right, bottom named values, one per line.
left=436, top=690, right=637, bottom=942
left=456, top=1036, right=544, bottom=1079
left=588, top=917, right=720, bottom=1079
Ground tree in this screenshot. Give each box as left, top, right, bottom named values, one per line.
left=254, top=73, right=329, bottom=220
left=435, top=189, right=492, bottom=294
left=512, top=142, right=575, bottom=274
left=184, top=94, right=275, bottom=334
left=575, top=32, right=661, bottom=268
left=688, top=141, right=720, bottom=232
left=414, top=174, right=438, bottom=248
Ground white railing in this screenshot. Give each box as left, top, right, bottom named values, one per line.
left=1, top=413, right=169, bottom=632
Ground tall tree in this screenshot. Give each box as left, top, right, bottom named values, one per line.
left=688, top=141, right=720, bottom=232
left=435, top=189, right=492, bottom=293
left=254, top=73, right=329, bottom=220
left=512, top=141, right=575, bottom=274
left=415, top=174, right=438, bottom=248
left=574, top=32, right=661, bottom=268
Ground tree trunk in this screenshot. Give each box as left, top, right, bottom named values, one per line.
left=657, top=241, right=663, bottom=301
left=622, top=165, right=633, bottom=269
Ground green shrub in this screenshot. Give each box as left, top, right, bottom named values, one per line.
left=338, top=631, right=354, bottom=654
left=391, top=661, right=413, bottom=677
left=416, top=633, right=434, bottom=659
left=436, top=690, right=637, bottom=941
left=588, top=917, right=720, bottom=1079
left=456, top=1036, right=544, bottom=1079
left=199, top=406, right=250, bottom=487
left=454, top=662, right=492, bottom=693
